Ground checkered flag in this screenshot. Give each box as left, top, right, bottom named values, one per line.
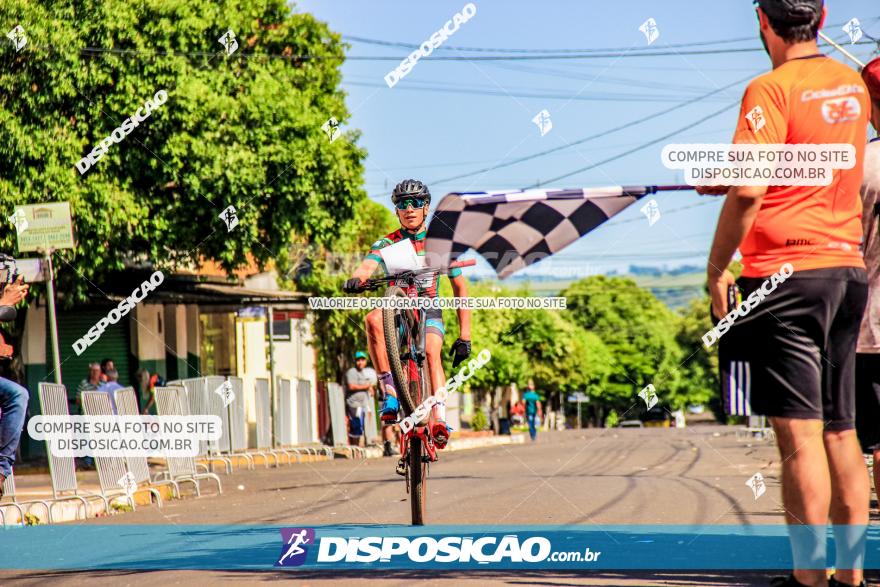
left=425, top=185, right=689, bottom=278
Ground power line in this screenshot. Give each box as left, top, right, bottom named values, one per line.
left=533, top=98, right=741, bottom=187
left=364, top=127, right=731, bottom=174
left=345, top=72, right=719, bottom=96
left=13, top=22, right=877, bottom=63
left=429, top=71, right=755, bottom=185
left=343, top=34, right=759, bottom=54
left=345, top=18, right=880, bottom=57
left=480, top=62, right=725, bottom=93
left=345, top=80, right=728, bottom=103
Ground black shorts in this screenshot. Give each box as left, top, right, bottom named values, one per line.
left=721, top=267, right=867, bottom=431
left=856, top=353, right=880, bottom=453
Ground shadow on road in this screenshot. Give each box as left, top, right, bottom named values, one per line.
left=7, top=569, right=880, bottom=586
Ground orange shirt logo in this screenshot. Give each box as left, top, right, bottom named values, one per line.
left=821, top=96, right=861, bottom=124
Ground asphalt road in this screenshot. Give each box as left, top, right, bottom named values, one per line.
left=4, top=425, right=879, bottom=586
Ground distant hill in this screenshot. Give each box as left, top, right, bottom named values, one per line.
left=486, top=267, right=707, bottom=310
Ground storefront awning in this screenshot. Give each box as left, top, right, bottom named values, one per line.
left=74, top=270, right=311, bottom=311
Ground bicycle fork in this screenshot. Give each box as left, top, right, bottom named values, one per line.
left=396, top=425, right=439, bottom=477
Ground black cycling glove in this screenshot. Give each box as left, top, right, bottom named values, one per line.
left=343, top=278, right=365, bottom=294
left=450, top=338, right=471, bottom=369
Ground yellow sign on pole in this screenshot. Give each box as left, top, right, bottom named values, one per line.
left=12, top=202, right=75, bottom=252
left=9, top=201, right=73, bottom=383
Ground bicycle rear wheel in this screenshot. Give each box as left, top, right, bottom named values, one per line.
left=408, top=436, right=427, bottom=525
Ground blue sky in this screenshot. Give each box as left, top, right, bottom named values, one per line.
left=296, top=0, right=880, bottom=279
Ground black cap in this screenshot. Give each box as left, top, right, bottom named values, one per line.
left=756, top=0, right=822, bottom=24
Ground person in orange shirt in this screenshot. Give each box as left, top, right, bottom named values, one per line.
left=701, top=1, right=870, bottom=586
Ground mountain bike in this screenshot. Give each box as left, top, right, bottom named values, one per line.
left=358, top=258, right=473, bottom=525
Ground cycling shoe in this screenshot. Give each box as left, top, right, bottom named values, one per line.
left=432, top=421, right=452, bottom=449
left=380, top=394, right=400, bottom=423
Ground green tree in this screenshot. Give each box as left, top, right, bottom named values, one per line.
left=676, top=295, right=719, bottom=418
left=1, top=0, right=365, bottom=300
left=437, top=280, right=529, bottom=414
left=508, top=306, right=612, bottom=410
left=282, top=200, right=397, bottom=382
left=563, top=275, right=688, bottom=414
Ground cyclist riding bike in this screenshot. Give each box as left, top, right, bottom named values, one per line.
left=343, top=179, right=472, bottom=449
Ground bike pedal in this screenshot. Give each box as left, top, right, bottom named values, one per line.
left=395, top=459, right=407, bottom=476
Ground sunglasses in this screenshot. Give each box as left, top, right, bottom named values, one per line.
left=394, top=197, right=427, bottom=210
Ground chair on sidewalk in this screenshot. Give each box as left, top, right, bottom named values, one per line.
left=735, top=415, right=776, bottom=442
left=206, top=375, right=254, bottom=470
left=153, top=386, right=222, bottom=497
left=175, top=378, right=233, bottom=474
left=253, top=378, right=284, bottom=466
left=80, top=391, right=141, bottom=511
left=327, top=382, right=366, bottom=459
left=272, top=377, right=309, bottom=464
left=113, top=387, right=180, bottom=500
left=296, top=379, right=333, bottom=459
left=37, top=382, right=109, bottom=519
left=0, top=470, right=50, bottom=526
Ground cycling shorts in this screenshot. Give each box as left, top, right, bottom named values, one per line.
left=425, top=308, right=444, bottom=338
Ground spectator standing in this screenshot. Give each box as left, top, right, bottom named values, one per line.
left=522, top=379, right=543, bottom=442
left=702, top=2, right=870, bottom=585
left=856, top=57, right=880, bottom=513
left=0, top=275, right=29, bottom=495
left=344, top=351, right=375, bottom=448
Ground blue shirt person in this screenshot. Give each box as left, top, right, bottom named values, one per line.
left=522, top=379, right=543, bottom=442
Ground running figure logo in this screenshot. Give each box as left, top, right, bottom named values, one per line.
left=746, top=472, right=766, bottom=500
left=640, top=199, right=661, bottom=226
left=6, top=25, right=26, bottom=52
left=321, top=117, right=341, bottom=142
left=117, top=472, right=137, bottom=498
left=638, top=384, right=658, bottom=410
left=214, top=380, right=235, bottom=407
left=639, top=18, right=659, bottom=45
left=219, top=205, right=239, bottom=232
left=842, top=18, right=862, bottom=44
left=276, top=528, right=315, bottom=567
left=8, top=209, right=28, bottom=235
left=218, top=30, right=238, bottom=56
left=745, top=105, right=766, bottom=133
left=532, top=109, right=552, bottom=136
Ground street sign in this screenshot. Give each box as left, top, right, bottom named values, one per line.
left=8, top=202, right=73, bottom=384
left=13, top=202, right=75, bottom=252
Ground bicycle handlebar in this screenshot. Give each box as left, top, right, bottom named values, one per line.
left=358, top=258, right=476, bottom=291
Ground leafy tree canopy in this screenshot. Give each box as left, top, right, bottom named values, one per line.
left=1, top=0, right=365, bottom=299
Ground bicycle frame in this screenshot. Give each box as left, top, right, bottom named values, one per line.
left=394, top=272, right=437, bottom=464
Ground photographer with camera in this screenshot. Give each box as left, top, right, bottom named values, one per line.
left=0, top=272, right=29, bottom=495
